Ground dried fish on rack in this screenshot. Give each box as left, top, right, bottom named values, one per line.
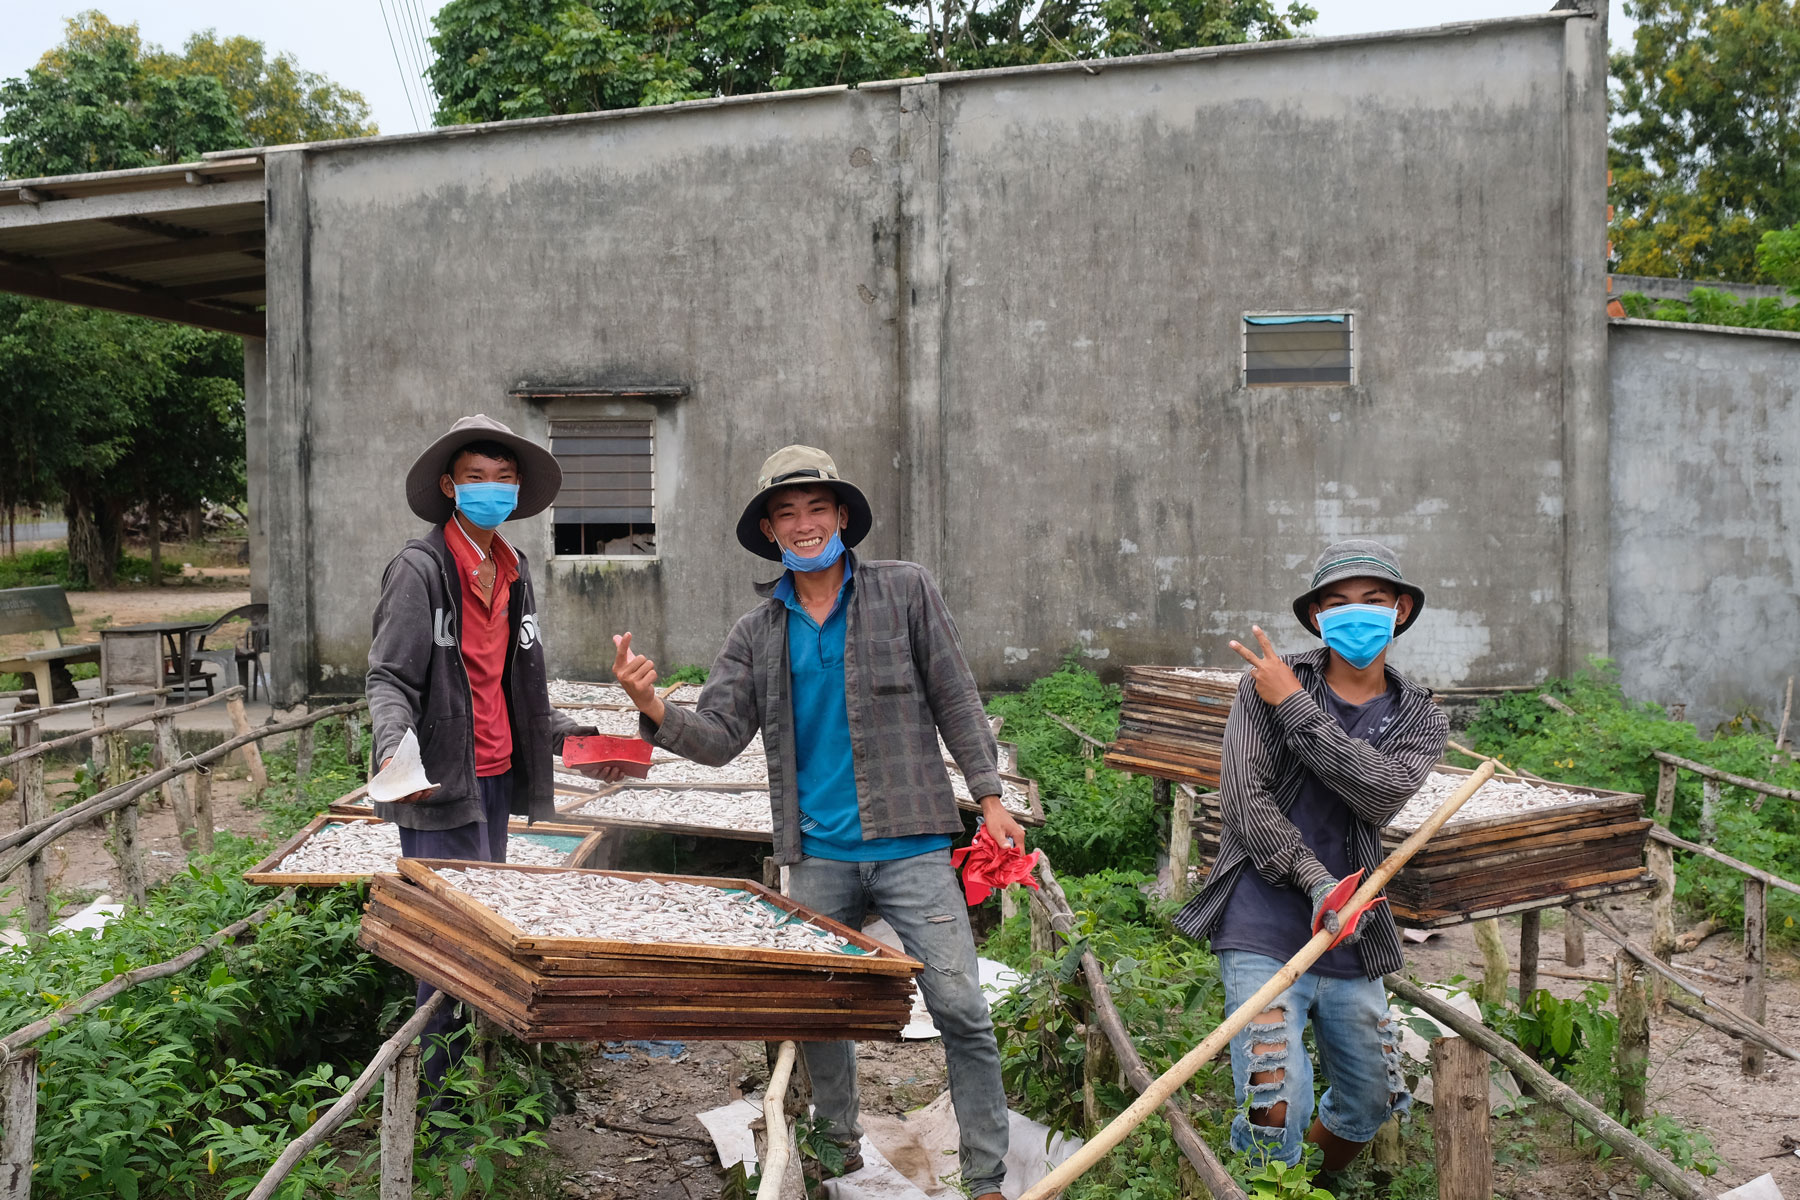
left=1188, top=764, right=1651, bottom=928
left=244, top=814, right=606, bottom=885
left=565, top=787, right=774, bottom=839
left=357, top=860, right=924, bottom=1042
left=548, top=680, right=698, bottom=709
left=1104, top=665, right=1242, bottom=787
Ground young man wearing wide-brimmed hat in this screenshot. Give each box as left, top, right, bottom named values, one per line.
left=606, top=446, right=1019, bottom=1199
left=366, top=414, right=598, bottom=1090
left=1173, top=539, right=1448, bottom=1178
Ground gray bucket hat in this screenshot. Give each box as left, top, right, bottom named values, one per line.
left=1292, top=539, right=1427, bottom=636
left=735, top=446, right=873, bottom=561
left=405, top=414, right=561, bottom=524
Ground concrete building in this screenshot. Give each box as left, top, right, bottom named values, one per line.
left=2, top=1, right=1795, bottom=731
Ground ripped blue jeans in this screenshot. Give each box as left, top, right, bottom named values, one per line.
left=787, top=849, right=1008, bottom=1196
left=1219, top=950, right=1411, bottom=1164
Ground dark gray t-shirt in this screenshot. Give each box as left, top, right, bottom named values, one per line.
left=1211, top=685, right=1400, bottom=978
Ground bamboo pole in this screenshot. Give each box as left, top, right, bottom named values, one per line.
left=1168, top=783, right=1194, bottom=904
left=1518, top=909, right=1541, bottom=999
left=1648, top=825, right=1800, bottom=897
left=1385, top=976, right=1708, bottom=1200
left=1649, top=759, right=1679, bottom=1009
left=1651, top=750, right=1800, bottom=805
left=0, top=687, right=172, bottom=728
left=1743, top=877, right=1766, bottom=1076
left=0, top=1049, right=37, bottom=1200
left=1018, top=761, right=1497, bottom=1200
left=0, top=686, right=242, bottom=771
left=379, top=1043, right=423, bottom=1200
left=12, top=719, right=48, bottom=934
left=191, top=766, right=214, bottom=855
left=1034, top=857, right=1245, bottom=1200
left=756, top=1041, right=800, bottom=1200
left=1616, top=956, right=1648, bottom=1121
left=246, top=991, right=450, bottom=1200
left=1472, top=919, right=1509, bottom=1004
left=227, top=695, right=267, bottom=792
left=0, top=891, right=293, bottom=1054
left=1568, top=907, right=1798, bottom=1062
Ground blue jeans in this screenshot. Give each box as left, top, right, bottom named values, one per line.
left=398, top=771, right=514, bottom=1092
left=1219, top=950, right=1410, bottom=1165
left=787, top=849, right=1009, bottom=1197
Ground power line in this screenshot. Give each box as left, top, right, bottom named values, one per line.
left=401, top=0, right=441, bottom=115
left=376, top=0, right=422, bottom=131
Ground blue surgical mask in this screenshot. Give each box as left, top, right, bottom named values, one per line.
left=780, top=530, right=846, bottom=573
left=1316, top=604, right=1398, bottom=669
left=453, top=482, right=519, bottom=530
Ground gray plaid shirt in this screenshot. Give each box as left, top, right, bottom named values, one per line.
left=643, top=552, right=1003, bottom=865
left=1173, top=648, right=1448, bottom=979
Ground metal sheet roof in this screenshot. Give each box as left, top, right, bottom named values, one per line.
left=0, top=156, right=265, bottom=337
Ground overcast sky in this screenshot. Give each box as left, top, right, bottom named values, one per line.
left=0, top=1, right=1639, bottom=139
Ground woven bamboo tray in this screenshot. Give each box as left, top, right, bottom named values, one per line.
left=243, top=814, right=608, bottom=886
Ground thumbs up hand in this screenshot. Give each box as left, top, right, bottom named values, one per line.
left=611, top=632, right=666, bottom=727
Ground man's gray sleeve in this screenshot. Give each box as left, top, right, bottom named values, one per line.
left=366, top=554, right=433, bottom=765
left=910, top=566, right=1002, bottom=803
left=640, top=618, right=762, bottom=765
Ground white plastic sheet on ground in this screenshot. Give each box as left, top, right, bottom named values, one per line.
left=697, top=1089, right=1083, bottom=1200
left=0, top=895, right=124, bottom=949
left=1719, top=1176, right=1788, bottom=1200
left=860, top=918, right=1022, bottom=1042
left=1388, top=982, right=1521, bottom=1115
left=367, top=728, right=437, bottom=803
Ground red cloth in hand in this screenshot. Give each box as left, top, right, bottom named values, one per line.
left=950, top=825, right=1043, bottom=906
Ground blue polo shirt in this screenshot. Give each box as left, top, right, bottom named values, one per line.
left=777, top=560, right=952, bottom=862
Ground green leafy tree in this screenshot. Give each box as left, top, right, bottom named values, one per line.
left=1610, top=0, right=1800, bottom=281
left=154, top=29, right=377, bottom=143
left=917, top=0, right=1315, bottom=72
left=1757, top=223, right=1800, bottom=290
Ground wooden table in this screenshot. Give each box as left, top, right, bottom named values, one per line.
left=100, top=619, right=217, bottom=698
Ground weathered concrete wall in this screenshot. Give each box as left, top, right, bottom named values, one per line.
left=1609, top=320, right=1800, bottom=731
left=266, top=11, right=1606, bottom=698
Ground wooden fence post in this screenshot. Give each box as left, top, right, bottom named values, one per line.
left=1081, top=1014, right=1118, bottom=1135
left=227, top=695, right=268, bottom=792
left=153, top=712, right=192, bottom=840
left=1429, top=1036, right=1491, bottom=1200
left=1649, top=760, right=1679, bottom=1009
left=345, top=714, right=364, bottom=777
left=295, top=724, right=315, bottom=786
left=1743, top=877, right=1767, bottom=1077
left=1563, top=905, right=1587, bottom=968
left=379, top=1042, right=423, bottom=1200
left=0, top=1048, right=38, bottom=1200
left=1371, top=1118, right=1402, bottom=1169
left=1167, top=785, right=1194, bottom=905
left=1699, top=778, right=1720, bottom=845
left=1518, top=909, right=1542, bottom=1000
left=14, top=719, right=48, bottom=934
left=113, top=800, right=147, bottom=908
left=191, top=767, right=214, bottom=856
left=1616, top=956, right=1649, bottom=1121
left=1028, top=889, right=1057, bottom=969
left=90, top=701, right=109, bottom=777
left=1472, top=919, right=1509, bottom=1004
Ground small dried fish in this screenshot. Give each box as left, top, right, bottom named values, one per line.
left=575, top=788, right=772, bottom=834
left=1389, top=771, right=1601, bottom=831
left=437, top=867, right=851, bottom=952
left=1166, top=667, right=1243, bottom=686
left=273, top=820, right=573, bottom=875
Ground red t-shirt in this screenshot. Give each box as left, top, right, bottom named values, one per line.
left=446, top=517, right=520, bottom=777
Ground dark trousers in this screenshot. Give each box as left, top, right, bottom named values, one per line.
left=398, top=770, right=514, bottom=1093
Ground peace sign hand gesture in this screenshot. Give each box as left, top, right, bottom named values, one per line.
left=1228, top=625, right=1305, bottom=707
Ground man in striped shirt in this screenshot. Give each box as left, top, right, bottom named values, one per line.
left=1173, top=539, right=1448, bottom=1177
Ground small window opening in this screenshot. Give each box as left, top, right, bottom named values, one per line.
left=1243, top=313, right=1354, bottom=386
left=550, top=419, right=656, bottom=556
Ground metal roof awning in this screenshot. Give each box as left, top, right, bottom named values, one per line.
left=0, top=156, right=266, bottom=338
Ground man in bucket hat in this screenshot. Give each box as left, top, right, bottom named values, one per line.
left=1173, top=539, right=1448, bottom=1181
left=603, top=446, right=1019, bottom=1198
left=366, top=414, right=599, bottom=1094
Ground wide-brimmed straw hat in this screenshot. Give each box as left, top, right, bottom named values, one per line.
left=1292, top=539, right=1427, bottom=636
left=405, top=414, right=561, bottom=524
left=735, top=446, right=872, bottom=561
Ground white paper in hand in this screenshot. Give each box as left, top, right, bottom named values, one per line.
left=368, top=729, right=438, bottom=803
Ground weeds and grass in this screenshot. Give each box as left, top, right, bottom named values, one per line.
left=1617, top=286, right=1800, bottom=332
left=1454, top=657, right=1800, bottom=938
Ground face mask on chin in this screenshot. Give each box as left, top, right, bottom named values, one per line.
left=779, top=530, right=847, bottom=573
left=1316, top=603, right=1398, bottom=669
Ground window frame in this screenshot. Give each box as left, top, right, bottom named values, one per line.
left=543, top=406, right=661, bottom=564
left=1240, top=309, right=1358, bottom=388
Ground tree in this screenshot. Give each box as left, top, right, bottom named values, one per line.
left=1757, top=223, right=1800, bottom=290
left=155, top=30, right=377, bottom=143
left=1610, top=0, right=1800, bottom=282
left=428, top=0, right=1312, bottom=120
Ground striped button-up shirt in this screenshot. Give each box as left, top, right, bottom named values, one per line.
left=1173, top=648, right=1448, bottom=979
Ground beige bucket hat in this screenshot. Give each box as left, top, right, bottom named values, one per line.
left=734, top=446, right=873, bottom=561
left=405, top=414, right=561, bottom=524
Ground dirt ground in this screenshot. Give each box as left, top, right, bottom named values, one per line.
left=0, top=583, right=251, bottom=666
left=8, top=745, right=1791, bottom=1196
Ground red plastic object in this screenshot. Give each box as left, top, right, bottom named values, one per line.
left=561, top=735, right=653, bottom=779
left=1311, top=869, right=1387, bottom=951
left=949, top=825, right=1043, bottom=906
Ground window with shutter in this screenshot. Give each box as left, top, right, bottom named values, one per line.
left=1243, top=314, right=1355, bottom=386
left=549, top=419, right=656, bottom=555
